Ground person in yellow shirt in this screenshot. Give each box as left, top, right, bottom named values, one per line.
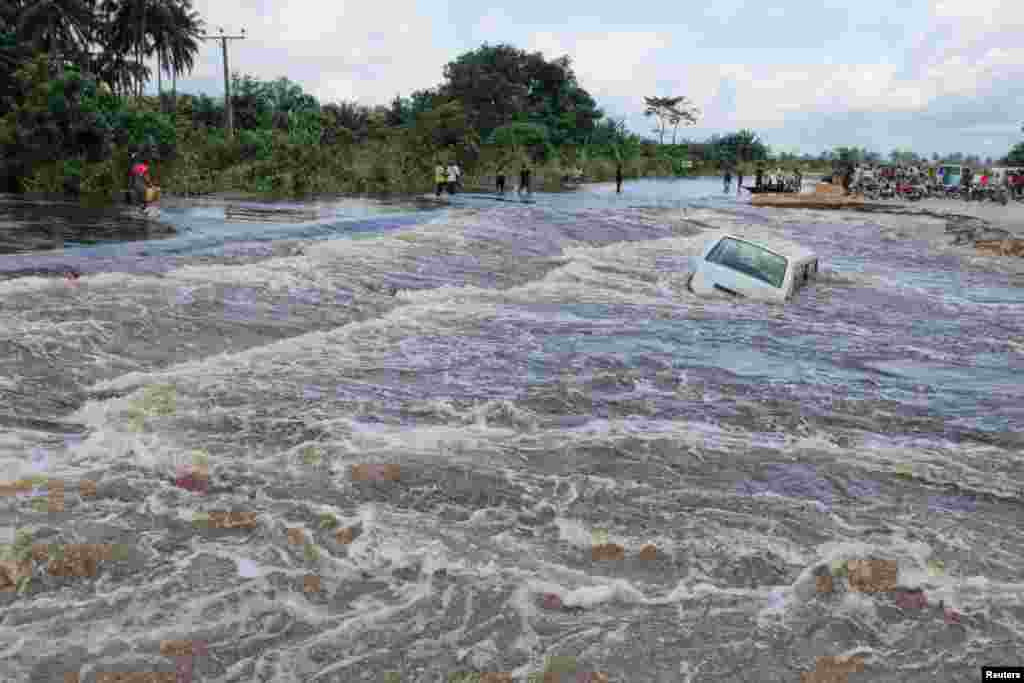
left=434, top=161, right=447, bottom=197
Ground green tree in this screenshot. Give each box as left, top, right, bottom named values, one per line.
left=385, top=94, right=410, bottom=127
left=588, top=117, right=628, bottom=147
left=643, top=96, right=699, bottom=145
left=0, top=55, right=175, bottom=191
left=15, top=0, right=94, bottom=66
left=723, top=129, right=768, bottom=163
left=229, top=72, right=271, bottom=129
left=152, top=0, right=202, bottom=112
left=263, top=76, right=317, bottom=115
left=321, top=100, right=370, bottom=142
left=1005, top=143, right=1024, bottom=165
left=439, top=43, right=602, bottom=145
left=889, top=148, right=921, bottom=164
left=643, top=96, right=673, bottom=144
left=668, top=101, right=699, bottom=145
left=487, top=121, right=551, bottom=162
left=106, top=0, right=186, bottom=98
left=833, top=146, right=871, bottom=165
left=104, top=0, right=149, bottom=97
left=411, top=100, right=475, bottom=155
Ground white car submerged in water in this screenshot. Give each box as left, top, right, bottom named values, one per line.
left=688, top=233, right=819, bottom=303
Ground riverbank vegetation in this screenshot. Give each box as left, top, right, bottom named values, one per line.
left=2, top=0, right=1021, bottom=201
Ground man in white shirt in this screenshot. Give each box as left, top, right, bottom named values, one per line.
left=446, top=163, right=461, bottom=194
left=448, top=160, right=464, bottom=192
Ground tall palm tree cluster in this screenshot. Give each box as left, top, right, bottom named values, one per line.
left=1, top=0, right=204, bottom=105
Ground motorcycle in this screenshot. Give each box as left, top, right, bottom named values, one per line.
left=896, top=182, right=924, bottom=201
left=984, top=186, right=1009, bottom=205
left=852, top=180, right=878, bottom=199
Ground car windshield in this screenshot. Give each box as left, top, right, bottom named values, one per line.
left=707, top=238, right=788, bottom=288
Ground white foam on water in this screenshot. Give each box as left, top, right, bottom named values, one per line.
left=2, top=199, right=1022, bottom=681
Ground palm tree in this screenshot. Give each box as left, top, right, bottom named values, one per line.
left=103, top=0, right=142, bottom=96
left=106, top=0, right=163, bottom=98
left=161, top=0, right=203, bottom=111
left=107, top=0, right=200, bottom=103
left=15, top=0, right=95, bottom=69
left=145, top=0, right=172, bottom=101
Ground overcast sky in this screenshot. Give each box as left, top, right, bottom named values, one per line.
left=167, top=0, right=1024, bottom=158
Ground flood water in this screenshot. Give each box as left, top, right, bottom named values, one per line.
left=1, top=179, right=1022, bottom=682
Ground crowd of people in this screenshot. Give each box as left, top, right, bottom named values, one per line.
left=725, top=159, right=1024, bottom=200
left=434, top=158, right=539, bottom=198
left=751, top=165, right=803, bottom=193
left=847, top=163, right=1024, bottom=198
left=434, top=160, right=463, bottom=197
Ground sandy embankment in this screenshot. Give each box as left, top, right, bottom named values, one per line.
left=910, top=198, right=1024, bottom=235
left=853, top=198, right=1024, bottom=263
left=778, top=182, right=1024, bottom=240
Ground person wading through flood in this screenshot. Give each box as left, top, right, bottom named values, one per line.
left=755, top=164, right=764, bottom=190
left=434, top=160, right=447, bottom=197
left=496, top=161, right=507, bottom=195
left=841, top=163, right=853, bottom=195
left=723, top=166, right=733, bottom=193
left=446, top=160, right=461, bottom=195
left=519, top=163, right=532, bottom=197
left=616, top=163, right=623, bottom=193
left=129, top=153, right=155, bottom=205
left=737, top=167, right=744, bottom=194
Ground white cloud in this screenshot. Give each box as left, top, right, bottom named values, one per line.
left=473, top=10, right=508, bottom=36
left=167, top=2, right=1023, bottom=153
left=180, top=0, right=449, bottom=105
left=529, top=31, right=673, bottom=97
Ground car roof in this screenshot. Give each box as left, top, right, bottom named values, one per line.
left=712, top=232, right=817, bottom=264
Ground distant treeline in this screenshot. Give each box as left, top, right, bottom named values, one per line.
left=2, top=0, right=1020, bottom=198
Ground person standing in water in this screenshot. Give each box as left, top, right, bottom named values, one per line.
left=446, top=160, right=461, bottom=195
left=519, top=163, right=532, bottom=197
left=496, top=162, right=507, bottom=195
left=755, top=164, right=764, bottom=190
left=736, top=167, right=745, bottom=194
left=615, top=163, right=623, bottom=193
left=723, top=166, right=733, bottom=193
left=129, top=154, right=154, bottom=205
left=435, top=160, right=447, bottom=197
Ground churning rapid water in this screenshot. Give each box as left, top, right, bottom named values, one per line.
left=0, top=180, right=1022, bottom=682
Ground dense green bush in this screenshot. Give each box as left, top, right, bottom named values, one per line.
left=0, top=57, right=180, bottom=193
left=238, top=128, right=274, bottom=161
left=0, top=45, right=703, bottom=199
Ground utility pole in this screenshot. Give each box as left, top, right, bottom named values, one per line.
left=201, top=27, right=246, bottom=139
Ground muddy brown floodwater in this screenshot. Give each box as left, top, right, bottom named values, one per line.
left=0, top=181, right=1022, bottom=683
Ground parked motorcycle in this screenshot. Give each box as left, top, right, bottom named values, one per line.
left=948, top=185, right=969, bottom=200
left=984, top=186, right=1009, bottom=205
left=852, top=180, right=878, bottom=199
left=896, top=182, right=924, bottom=201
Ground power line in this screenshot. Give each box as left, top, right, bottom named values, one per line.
left=200, top=27, right=246, bottom=139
